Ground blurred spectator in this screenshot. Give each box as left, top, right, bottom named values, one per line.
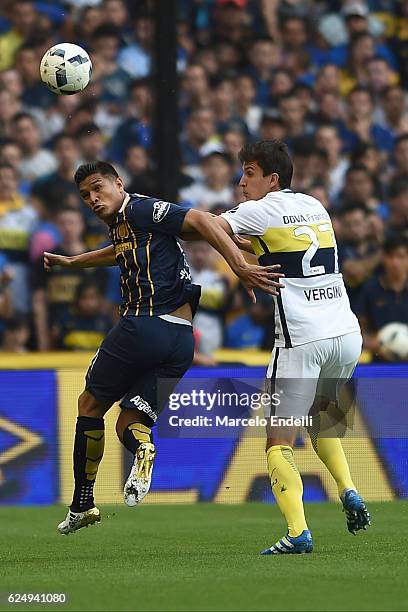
left=315, top=64, right=341, bottom=97
left=338, top=86, right=394, bottom=153
left=108, top=79, right=152, bottom=163
left=269, top=68, right=296, bottom=101
left=337, top=202, right=382, bottom=312
left=90, top=24, right=130, bottom=102
left=339, top=32, right=376, bottom=96
left=74, top=5, right=103, bottom=46
left=179, top=151, right=234, bottom=210
left=76, top=122, right=106, bottom=164
left=366, top=56, right=398, bottom=96
left=0, top=90, right=23, bottom=138
left=31, top=133, right=80, bottom=207
left=315, top=123, right=349, bottom=203
left=350, top=142, right=383, bottom=178
left=31, top=207, right=106, bottom=350
left=180, top=107, right=221, bottom=178
left=258, top=114, right=287, bottom=142
left=278, top=91, right=315, bottom=140
left=11, top=112, right=57, bottom=180
left=388, top=178, right=408, bottom=238
left=53, top=280, right=112, bottom=351
left=125, top=145, right=157, bottom=195
left=357, top=236, right=408, bottom=360
left=378, top=85, right=408, bottom=137
left=180, top=63, right=211, bottom=116
left=211, top=75, right=246, bottom=135
left=29, top=185, right=61, bottom=262
left=222, top=129, right=245, bottom=181
left=184, top=241, right=228, bottom=356
left=234, top=74, right=262, bottom=136
left=247, top=37, right=279, bottom=105
left=15, top=43, right=54, bottom=109
left=117, top=13, right=153, bottom=78
left=0, top=163, right=36, bottom=312
left=102, top=0, right=130, bottom=35
left=341, top=165, right=388, bottom=219
left=0, top=313, right=30, bottom=353
left=0, top=0, right=39, bottom=71
left=392, top=135, right=408, bottom=180
left=225, top=288, right=275, bottom=350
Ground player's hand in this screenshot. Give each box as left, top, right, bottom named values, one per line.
left=238, top=263, right=284, bottom=303
left=43, top=252, right=72, bottom=271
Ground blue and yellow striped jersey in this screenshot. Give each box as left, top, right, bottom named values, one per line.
left=222, top=189, right=360, bottom=348
left=109, top=193, right=200, bottom=317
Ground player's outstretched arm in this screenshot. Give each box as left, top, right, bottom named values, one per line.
left=44, top=245, right=116, bottom=271
left=231, top=234, right=255, bottom=254
left=182, top=209, right=284, bottom=301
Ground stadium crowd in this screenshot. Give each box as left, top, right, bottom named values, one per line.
left=0, top=0, right=408, bottom=361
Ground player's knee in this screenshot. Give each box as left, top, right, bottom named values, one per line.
left=78, top=390, right=109, bottom=418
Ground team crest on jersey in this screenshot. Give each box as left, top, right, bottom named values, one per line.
left=117, top=222, right=129, bottom=239
left=153, top=201, right=170, bottom=223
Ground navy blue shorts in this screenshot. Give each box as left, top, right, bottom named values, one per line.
left=85, top=315, right=194, bottom=423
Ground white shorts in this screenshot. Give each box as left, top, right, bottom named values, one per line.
left=266, top=332, right=362, bottom=418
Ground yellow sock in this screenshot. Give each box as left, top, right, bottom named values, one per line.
left=314, top=437, right=356, bottom=496
left=266, top=445, right=308, bottom=537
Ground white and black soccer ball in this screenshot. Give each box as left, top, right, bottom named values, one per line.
left=40, top=43, right=92, bottom=95
left=378, top=322, right=408, bottom=361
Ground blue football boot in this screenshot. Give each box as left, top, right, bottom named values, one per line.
left=341, top=489, right=371, bottom=535
left=261, top=530, right=313, bottom=555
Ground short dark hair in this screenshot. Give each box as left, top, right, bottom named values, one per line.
left=348, top=85, right=374, bottom=104
left=380, top=84, right=403, bottom=100
left=382, top=234, right=408, bottom=254
left=75, top=279, right=103, bottom=302
left=338, top=202, right=370, bottom=217
left=394, top=134, right=408, bottom=148
left=12, top=111, right=37, bottom=126
left=75, top=122, right=101, bottom=139
left=0, top=162, right=16, bottom=174
left=388, top=178, right=408, bottom=199
left=92, top=24, right=121, bottom=41
left=238, top=140, right=293, bottom=189
left=52, top=132, right=74, bottom=148
left=202, top=151, right=233, bottom=166
left=345, top=164, right=372, bottom=179
left=74, top=161, right=119, bottom=186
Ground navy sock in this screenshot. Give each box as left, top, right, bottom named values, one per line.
left=71, top=416, right=105, bottom=512
left=122, top=422, right=152, bottom=455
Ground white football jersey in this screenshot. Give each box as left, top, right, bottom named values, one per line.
left=221, top=189, right=360, bottom=348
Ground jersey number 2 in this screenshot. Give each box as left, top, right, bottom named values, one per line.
left=294, top=224, right=332, bottom=277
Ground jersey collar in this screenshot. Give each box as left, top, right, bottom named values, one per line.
left=119, top=193, right=131, bottom=213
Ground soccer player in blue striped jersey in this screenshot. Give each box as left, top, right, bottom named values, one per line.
left=44, top=161, right=283, bottom=534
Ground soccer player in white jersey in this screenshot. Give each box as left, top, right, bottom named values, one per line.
left=216, top=140, right=371, bottom=554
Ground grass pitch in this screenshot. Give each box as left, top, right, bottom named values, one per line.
left=1, top=502, right=407, bottom=612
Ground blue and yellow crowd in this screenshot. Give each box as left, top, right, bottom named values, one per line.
left=0, top=0, right=408, bottom=360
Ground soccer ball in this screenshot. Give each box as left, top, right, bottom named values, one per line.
left=40, top=43, right=92, bottom=95
left=378, top=322, right=408, bottom=361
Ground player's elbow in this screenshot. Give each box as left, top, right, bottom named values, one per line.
left=183, top=209, right=213, bottom=235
